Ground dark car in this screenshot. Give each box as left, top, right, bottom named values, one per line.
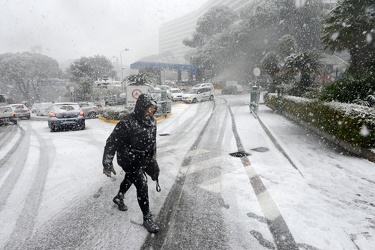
left=48, top=102, right=85, bottom=132
left=221, top=84, right=243, bottom=95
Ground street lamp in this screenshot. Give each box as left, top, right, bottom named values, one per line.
left=120, top=48, right=129, bottom=81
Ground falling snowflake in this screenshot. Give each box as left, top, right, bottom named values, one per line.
left=360, top=125, right=370, bottom=137
left=366, top=33, right=373, bottom=43
left=331, top=32, right=339, bottom=41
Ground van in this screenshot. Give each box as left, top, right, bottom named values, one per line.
left=182, top=87, right=214, bottom=103
left=192, top=83, right=214, bottom=90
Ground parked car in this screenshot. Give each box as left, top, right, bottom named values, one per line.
left=192, top=82, right=214, bottom=90
left=36, top=102, right=52, bottom=116
left=8, top=104, right=31, bottom=119
left=48, top=102, right=85, bottom=132
left=31, top=102, right=41, bottom=113
left=156, top=85, right=171, bottom=91
left=182, top=87, right=214, bottom=103
left=78, top=102, right=98, bottom=119
left=169, top=88, right=183, bottom=101
left=104, top=95, right=126, bottom=106
left=94, top=102, right=103, bottom=109
left=221, top=84, right=243, bottom=95
left=0, top=105, right=17, bottom=125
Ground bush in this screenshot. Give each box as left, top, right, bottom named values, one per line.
left=320, top=73, right=375, bottom=104
left=265, top=93, right=375, bottom=148
left=98, top=107, right=130, bottom=120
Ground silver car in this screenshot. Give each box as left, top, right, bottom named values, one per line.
left=79, top=102, right=98, bottom=119
left=8, top=104, right=31, bottom=119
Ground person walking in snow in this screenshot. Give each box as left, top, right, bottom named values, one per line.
left=102, top=93, right=160, bottom=233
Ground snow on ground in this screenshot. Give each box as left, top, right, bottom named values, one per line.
left=1, top=95, right=374, bottom=249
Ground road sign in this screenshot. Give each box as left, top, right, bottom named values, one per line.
left=126, top=85, right=150, bottom=108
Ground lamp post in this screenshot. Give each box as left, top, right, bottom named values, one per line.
left=120, top=48, right=129, bottom=81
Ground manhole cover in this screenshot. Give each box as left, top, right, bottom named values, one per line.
left=251, top=147, right=269, bottom=152
left=229, top=151, right=251, bottom=158
left=159, top=133, right=170, bottom=136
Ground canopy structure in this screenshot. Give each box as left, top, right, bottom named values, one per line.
left=130, top=61, right=197, bottom=83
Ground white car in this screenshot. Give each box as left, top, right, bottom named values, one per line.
left=169, top=88, right=183, bottom=101
left=192, top=82, right=214, bottom=90
left=182, top=87, right=214, bottom=103
left=36, top=102, right=52, bottom=116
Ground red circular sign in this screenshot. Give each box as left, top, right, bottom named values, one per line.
left=132, top=89, right=143, bottom=99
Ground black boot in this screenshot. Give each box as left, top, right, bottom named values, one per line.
left=113, top=192, right=127, bottom=211
left=143, top=212, right=159, bottom=233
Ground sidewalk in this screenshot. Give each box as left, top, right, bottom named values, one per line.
left=250, top=103, right=375, bottom=249
left=256, top=103, right=365, bottom=172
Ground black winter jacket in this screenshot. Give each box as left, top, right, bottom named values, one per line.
left=102, top=94, right=157, bottom=172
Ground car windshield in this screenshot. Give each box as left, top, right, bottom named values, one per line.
left=55, top=104, right=78, bottom=111
left=171, top=89, right=181, bottom=93
left=11, top=104, right=25, bottom=109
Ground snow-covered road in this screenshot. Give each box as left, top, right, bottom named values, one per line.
left=0, top=95, right=374, bottom=249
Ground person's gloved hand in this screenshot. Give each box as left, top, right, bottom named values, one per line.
left=103, top=163, right=116, bottom=177
left=149, top=160, right=160, bottom=181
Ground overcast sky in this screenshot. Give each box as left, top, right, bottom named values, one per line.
left=0, top=0, right=206, bottom=68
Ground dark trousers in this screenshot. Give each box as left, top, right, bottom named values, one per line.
left=119, top=169, right=149, bottom=217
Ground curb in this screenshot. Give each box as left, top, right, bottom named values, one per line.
left=261, top=105, right=375, bottom=164
left=257, top=112, right=304, bottom=177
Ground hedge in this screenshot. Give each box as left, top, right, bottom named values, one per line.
left=264, top=93, right=375, bottom=149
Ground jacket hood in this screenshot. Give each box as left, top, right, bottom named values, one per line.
left=134, top=93, right=157, bottom=120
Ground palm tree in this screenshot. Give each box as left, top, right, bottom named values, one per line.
left=321, top=0, right=375, bottom=74
left=261, top=51, right=280, bottom=91
left=284, top=50, right=323, bottom=93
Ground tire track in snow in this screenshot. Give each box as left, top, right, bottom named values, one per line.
left=0, top=124, right=29, bottom=211
left=5, top=126, right=52, bottom=249
left=141, top=100, right=218, bottom=249
left=0, top=125, right=23, bottom=168
left=0, top=123, right=31, bottom=249
left=157, top=102, right=213, bottom=147
left=227, top=105, right=299, bottom=250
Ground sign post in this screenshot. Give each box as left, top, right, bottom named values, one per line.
left=250, top=67, right=261, bottom=118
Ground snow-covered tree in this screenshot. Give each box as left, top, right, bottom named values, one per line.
left=322, top=0, right=375, bottom=74
left=0, top=52, right=62, bottom=102
left=184, top=5, right=238, bottom=80
left=67, top=55, right=116, bottom=83
left=284, top=50, right=323, bottom=95
left=276, top=0, right=324, bottom=51
left=66, top=55, right=117, bottom=100
left=277, top=35, right=298, bottom=58
left=183, top=5, right=238, bottom=48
